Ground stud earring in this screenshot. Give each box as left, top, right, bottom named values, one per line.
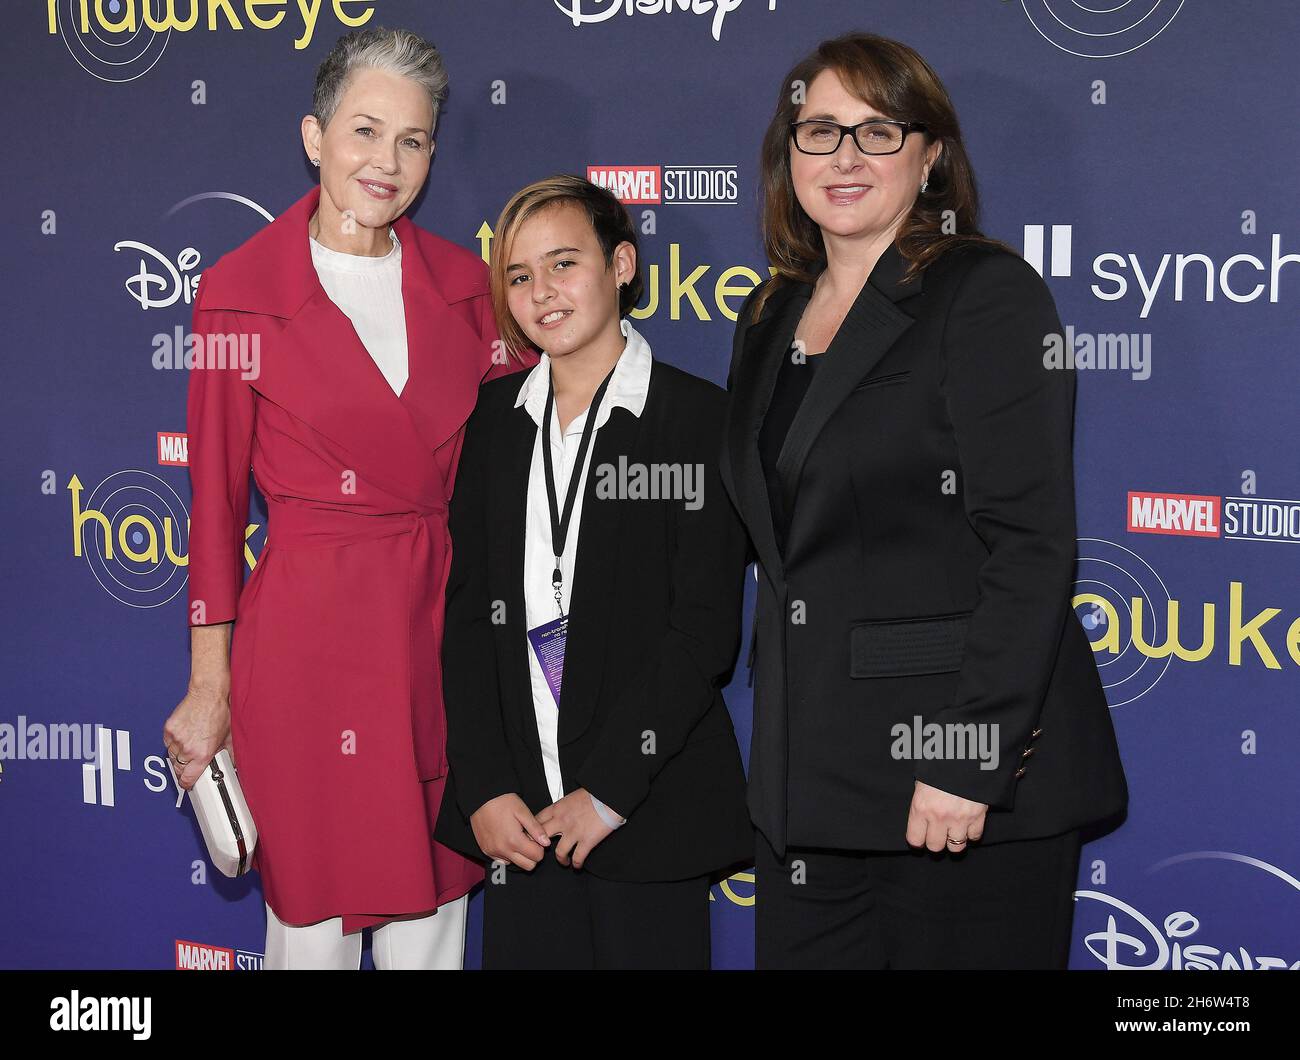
left=311, top=158, right=320, bottom=168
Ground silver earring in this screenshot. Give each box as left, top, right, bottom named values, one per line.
left=311, top=158, right=320, bottom=168
left=920, top=177, right=929, bottom=193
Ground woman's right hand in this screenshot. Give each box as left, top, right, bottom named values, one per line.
left=163, top=683, right=232, bottom=792
left=469, top=793, right=550, bottom=870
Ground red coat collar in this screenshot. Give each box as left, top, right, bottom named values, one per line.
left=191, top=183, right=507, bottom=504
left=197, top=183, right=487, bottom=318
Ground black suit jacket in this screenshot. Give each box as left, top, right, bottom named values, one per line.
left=720, top=241, right=1128, bottom=858
left=434, top=357, right=754, bottom=882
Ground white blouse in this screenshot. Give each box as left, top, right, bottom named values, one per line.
left=513, top=317, right=653, bottom=824
left=308, top=227, right=409, bottom=396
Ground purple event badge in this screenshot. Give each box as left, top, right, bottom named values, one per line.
left=526, top=614, right=568, bottom=707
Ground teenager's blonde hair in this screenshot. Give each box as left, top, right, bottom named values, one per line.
left=489, top=174, right=644, bottom=362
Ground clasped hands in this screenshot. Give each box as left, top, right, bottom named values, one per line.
left=472, top=780, right=987, bottom=869
left=470, top=789, right=616, bottom=872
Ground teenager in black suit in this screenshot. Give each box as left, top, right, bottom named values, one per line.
left=720, top=33, right=1128, bottom=969
left=434, top=175, right=752, bottom=969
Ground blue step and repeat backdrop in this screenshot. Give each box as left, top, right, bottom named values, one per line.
left=2, top=1, right=1297, bottom=971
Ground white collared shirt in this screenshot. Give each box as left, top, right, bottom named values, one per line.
left=308, top=227, right=409, bottom=395
left=516, top=317, right=653, bottom=815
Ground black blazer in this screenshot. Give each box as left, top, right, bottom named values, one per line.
left=434, top=357, right=754, bottom=882
left=720, top=241, right=1128, bottom=859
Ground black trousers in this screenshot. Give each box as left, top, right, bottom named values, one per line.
left=481, top=853, right=712, bottom=969
left=754, top=827, right=1083, bottom=969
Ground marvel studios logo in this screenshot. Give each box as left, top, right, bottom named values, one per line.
left=587, top=165, right=738, bottom=205
left=1128, top=491, right=1300, bottom=543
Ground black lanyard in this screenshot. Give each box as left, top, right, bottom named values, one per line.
left=541, top=363, right=617, bottom=617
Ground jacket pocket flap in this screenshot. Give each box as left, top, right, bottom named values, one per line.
left=852, top=369, right=911, bottom=391
left=850, top=612, right=971, bottom=678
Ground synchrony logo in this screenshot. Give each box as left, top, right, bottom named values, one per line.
left=82, top=725, right=132, bottom=806
left=1023, top=224, right=1297, bottom=317
left=77, top=724, right=184, bottom=810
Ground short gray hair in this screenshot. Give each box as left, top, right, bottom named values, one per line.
left=312, top=26, right=447, bottom=132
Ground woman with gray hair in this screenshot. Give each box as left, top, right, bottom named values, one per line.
left=162, top=26, right=536, bottom=969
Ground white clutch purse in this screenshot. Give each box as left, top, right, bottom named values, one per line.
left=169, top=748, right=258, bottom=877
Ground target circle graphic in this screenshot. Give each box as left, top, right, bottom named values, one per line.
left=1021, top=0, right=1186, bottom=58
left=78, top=469, right=191, bottom=608
left=1073, top=536, right=1173, bottom=708
left=52, top=0, right=172, bottom=83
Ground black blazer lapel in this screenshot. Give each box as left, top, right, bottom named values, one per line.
left=492, top=401, right=546, bottom=763
left=726, top=283, right=810, bottom=586
left=772, top=272, right=917, bottom=522
left=725, top=242, right=925, bottom=578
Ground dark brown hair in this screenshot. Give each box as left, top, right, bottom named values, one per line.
left=489, top=174, right=644, bottom=362
left=752, top=31, right=1015, bottom=320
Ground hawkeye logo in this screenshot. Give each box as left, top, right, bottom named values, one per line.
left=46, top=0, right=379, bottom=82
left=1128, top=490, right=1300, bottom=544
left=1080, top=579, right=1300, bottom=672
left=587, top=165, right=739, bottom=206
left=1073, top=539, right=1300, bottom=713
left=65, top=467, right=260, bottom=608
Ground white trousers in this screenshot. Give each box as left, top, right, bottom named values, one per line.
left=263, top=895, right=468, bottom=970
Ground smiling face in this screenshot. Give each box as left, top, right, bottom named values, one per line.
left=789, top=68, right=942, bottom=246
left=301, top=66, right=434, bottom=240
left=503, top=201, right=635, bottom=360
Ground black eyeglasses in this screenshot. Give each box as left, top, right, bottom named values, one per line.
left=790, top=119, right=928, bottom=156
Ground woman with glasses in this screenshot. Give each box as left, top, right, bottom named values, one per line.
left=720, top=32, right=1128, bottom=969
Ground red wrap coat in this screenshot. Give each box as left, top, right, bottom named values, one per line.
left=185, top=184, right=536, bottom=932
